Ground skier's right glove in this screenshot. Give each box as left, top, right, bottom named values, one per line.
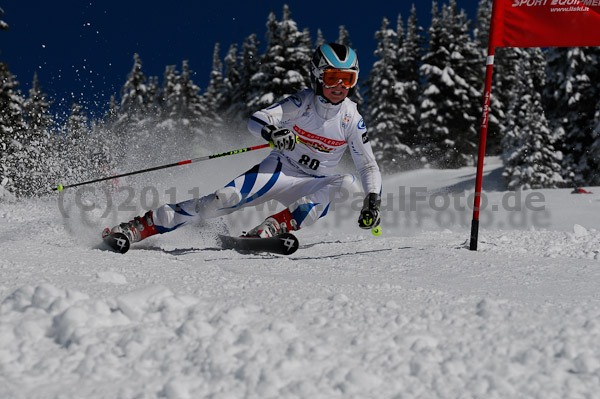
left=261, top=124, right=297, bottom=151
left=358, top=193, right=381, bottom=229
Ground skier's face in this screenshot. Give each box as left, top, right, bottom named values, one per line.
left=322, top=82, right=349, bottom=104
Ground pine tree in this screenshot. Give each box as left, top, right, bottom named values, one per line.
left=315, top=29, right=325, bottom=48
left=112, top=53, right=157, bottom=165
left=396, top=5, right=424, bottom=152
left=248, top=6, right=311, bottom=110
left=247, top=12, right=282, bottom=110
left=0, top=62, right=27, bottom=195
left=418, top=0, right=482, bottom=168
left=158, top=61, right=212, bottom=153
left=10, top=73, right=58, bottom=197
left=62, top=101, right=94, bottom=183
left=544, top=47, right=600, bottom=185
left=161, top=64, right=181, bottom=120
left=203, top=42, right=225, bottom=117
left=279, top=5, right=312, bottom=94
left=501, top=48, right=563, bottom=189
left=119, top=53, right=149, bottom=121
left=23, top=73, right=54, bottom=132
left=228, top=33, right=260, bottom=123
left=337, top=25, right=352, bottom=47
left=365, top=17, right=411, bottom=173
left=219, top=43, right=241, bottom=119
left=146, top=75, right=160, bottom=115
left=473, top=0, right=491, bottom=50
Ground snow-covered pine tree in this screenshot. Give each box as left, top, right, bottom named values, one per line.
left=501, top=48, right=564, bottom=190
left=61, top=101, right=94, bottom=183
left=10, top=73, right=58, bottom=197
left=158, top=60, right=213, bottom=153
left=0, top=62, right=27, bottom=196
left=219, top=43, right=241, bottom=119
left=248, top=6, right=311, bottom=110
left=202, top=43, right=225, bottom=117
left=161, top=64, right=181, bottom=121
left=24, top=73, right=54, bottom=133
left=279, top=5, right=312, bottom=94
left=418, top=0, right=482, bottom=168
left=337, top=25, right=353, bottom=48
left=199, top=43, right=225, bottom=138
left=544, top=47, right=600, bottom=186
left=247, top=12, right=284, bottom=110
left=180, top=60, right=216, bottom=144
left=473, top=0, right=491, bottom=52
left=118, top=53, right=150, bottom=124
left=315, top=29, right=325, bottom=48
left=365, top=17, right=411, bottom=173
left=112, top=53, right=160, bottom=166
left=396, top=5, right=424, bottom=157
left=145, top=75, right=160, bottom=115
left=224, top=33, right=260, bottom=125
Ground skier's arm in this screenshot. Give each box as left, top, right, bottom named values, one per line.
left=347, top=120, right=382, bottom=195
left=347, top=118, right=382, bottom=230
left=247, top=92, right=305, bottom=140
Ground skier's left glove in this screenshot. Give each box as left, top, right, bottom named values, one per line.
left=261, top=124, right=297, bottom=151
left=358, top=193, right=381, bottom=229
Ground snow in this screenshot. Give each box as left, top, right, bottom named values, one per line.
left=1, top=156, right=600, bottom=398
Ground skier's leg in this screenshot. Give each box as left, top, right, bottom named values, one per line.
left=245, top=173, right=356, bottom=237
left=144, top=153, right=295, bottom=235
left=287, top=173, right=356, bottom=227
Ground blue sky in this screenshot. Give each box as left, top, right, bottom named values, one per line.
left=1, top=1, right=480, bottom=116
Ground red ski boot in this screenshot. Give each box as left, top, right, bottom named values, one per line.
left=102, top=210, right=158, bottom=244
left=244, top=208, right=299, bottom=238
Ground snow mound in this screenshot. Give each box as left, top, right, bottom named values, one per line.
left=3, top=280, right=600, bottom=398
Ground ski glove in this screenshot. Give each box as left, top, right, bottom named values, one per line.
left=358, top=193, right=381, bottom=229
left=261, top=124, right=297, bottom=151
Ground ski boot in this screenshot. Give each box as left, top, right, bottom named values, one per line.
left=102, top=210, right=158, bottom=244
left=244, top=208, right=299, bottom=238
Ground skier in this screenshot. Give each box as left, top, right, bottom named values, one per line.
left=103, top=43, right=382, bottom=246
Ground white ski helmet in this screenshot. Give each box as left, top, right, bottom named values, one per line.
left=311, top=43, right=359, bottom=101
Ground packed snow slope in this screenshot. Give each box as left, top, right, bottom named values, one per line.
left=1, top=153, right=600, bottom=399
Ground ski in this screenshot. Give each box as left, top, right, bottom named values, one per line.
left=102, top=232, right=131, bottom=254
left=218, top=233, right=299, bottom=255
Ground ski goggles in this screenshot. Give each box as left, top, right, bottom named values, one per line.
left=321, top=69, right=358, bottom=89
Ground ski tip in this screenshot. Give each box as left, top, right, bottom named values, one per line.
left=102, top=232, right=131, bottom=254
left=55, top=183, right=64, bottom=192
left=372, top=226, right=382, bottom=236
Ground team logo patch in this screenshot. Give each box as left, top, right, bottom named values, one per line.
left=342, top=114, right=351, bottom=129
left=302, top=105, right=311, bottom=117
left=362, top=131, right=369, bottom=144
left=357, top=118, right=366, bottom=130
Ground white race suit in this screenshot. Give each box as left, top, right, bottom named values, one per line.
left=151, top=88, right=382, bottom=233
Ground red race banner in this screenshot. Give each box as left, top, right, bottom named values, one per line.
left=490, top=0, right=600, bottom=47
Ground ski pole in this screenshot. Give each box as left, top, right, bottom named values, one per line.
left=54, top=142, right=273, bottom=191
